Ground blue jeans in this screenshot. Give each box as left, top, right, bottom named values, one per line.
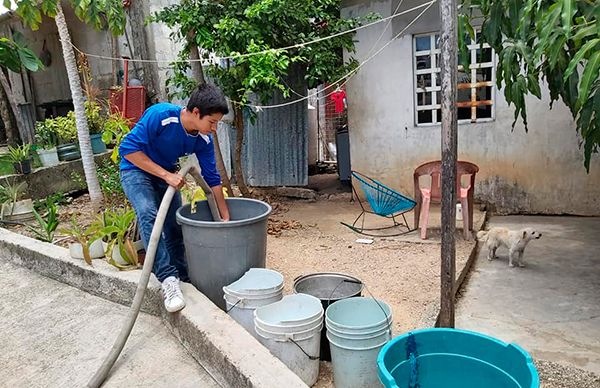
left=120, top=169, right=189, bottom=283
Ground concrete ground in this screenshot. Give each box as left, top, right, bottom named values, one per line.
left=0, top=260, right=219, bottom=388
left=457, top=216, right=600, bottom=375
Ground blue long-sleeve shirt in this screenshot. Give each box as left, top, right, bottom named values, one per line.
left=119, top=103, right=221, bottom=187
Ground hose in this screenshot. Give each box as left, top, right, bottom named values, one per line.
left=88, top=164, right=220, bottom=387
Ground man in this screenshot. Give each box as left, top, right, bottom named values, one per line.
left=119, top=83, right=230, bottom=313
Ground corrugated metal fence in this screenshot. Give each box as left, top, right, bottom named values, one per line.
left=242, top=71, right=308, bottom=187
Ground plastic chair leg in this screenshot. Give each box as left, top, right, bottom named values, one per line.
left=420, top=196, right=431, bottom=240
left=461, top=196, right=470, bottom=240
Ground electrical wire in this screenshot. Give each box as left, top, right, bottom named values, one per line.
left=239, top=0, right=436, bottom=109
left=69, top=0, right=436, bottom=64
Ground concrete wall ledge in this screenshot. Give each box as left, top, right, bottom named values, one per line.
left=0, top=228, right=307, bottom=388
left=0, top=151, right=112, bottom=200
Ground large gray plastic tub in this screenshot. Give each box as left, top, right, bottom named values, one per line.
left=176, top=198, right=272, bottom=310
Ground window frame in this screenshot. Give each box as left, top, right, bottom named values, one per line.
left=412, top=31, right=496, bottom=127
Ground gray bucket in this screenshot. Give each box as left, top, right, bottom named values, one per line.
left=293, top=272, right=363, bottom=361
left=176, top=198, right=272, bottom=310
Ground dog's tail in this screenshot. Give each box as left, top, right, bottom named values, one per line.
left=476, top=230, right=488, bottom=241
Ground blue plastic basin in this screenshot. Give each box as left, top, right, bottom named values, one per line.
left=377, top=328, right=539, bottom=388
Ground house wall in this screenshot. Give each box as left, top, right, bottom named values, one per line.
left=146, top=0, right=182, bottom=102
left=341, top=0, right=600, bottom=215
left=3, top=10, right=115, bottom=108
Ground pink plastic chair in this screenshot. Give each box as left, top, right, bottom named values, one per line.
left=413, top=161, right=479, bottom=240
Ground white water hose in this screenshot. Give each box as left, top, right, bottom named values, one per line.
left=88, top=155, right=221, bottom=388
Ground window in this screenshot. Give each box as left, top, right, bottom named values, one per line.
left=413, top=32, right=495, bottom=126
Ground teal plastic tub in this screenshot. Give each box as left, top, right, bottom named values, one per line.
left=377, top=328, right=539, bottom=388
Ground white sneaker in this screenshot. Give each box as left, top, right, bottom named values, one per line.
left=161, top=276, right=186, bottom=313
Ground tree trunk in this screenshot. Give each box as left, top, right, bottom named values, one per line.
left=438, top=0, right=458, bottom=328
left=126, top=1, right=160, bottom=100
left=212, top=128, right=233, bottom=196
left=189, top=40, right=233, bottom=196
left=233, top=104, right=251, bottom=197
left=0, top=70, right=29, bottom=143
left=55, top=4, right=103, bottom=207
left=0, top=84, right=19, bottom=145
left=189, top=43, right=205, bottom=85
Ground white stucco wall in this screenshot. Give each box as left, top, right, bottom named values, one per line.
left=342, top=0, right=600, bottom=215
left=145, top=0, right=182, bottom=102
left=3, top=10, right=115, bottom=107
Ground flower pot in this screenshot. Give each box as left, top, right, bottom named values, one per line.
left=57, top=143, right=81, bottom=161
left=13, top=160, right=32, bottom=174
left=1, top=198, right=35, bottom=222
left=69, top=239, right=105, bottom=260
left=37, top=147, right=60, bottom=167
left=90, top=133, right=107, bottom=154
left=103, top=240, right=144, bottom=266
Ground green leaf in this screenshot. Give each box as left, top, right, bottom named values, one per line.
left=483, top=1, right=503, bottom=46
left=18, top=47, right=43, bottom=71
left=572, top=23, right=597, bottom=42
left=527, top=73, right=542, bottom=99
left=564, top=38, right=600, bottom=81
left=536, top=3, right=562, bottom=59
left=15, top=0, right=43, bottom=30
left=561, top=0, right=576, bottom=36
left=40, top=0, right=58, bottom=17
left=547, top=35, right=567, bottom=70
left=564, top=71, right=579, bottom=114
left=576, top=51, right=600, bottom=110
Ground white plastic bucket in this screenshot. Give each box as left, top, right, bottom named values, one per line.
left=37, top=147, right=59, bottom=167
left=325, top=297, right=392, bottom=333
left=254, top=293, right=323, bottom=328
left=326, top=328, right=391, bottom=350
left=256, top=310, right=324, bottom=334
left=325, top=297, right=393, bottom=388
left=224, top=268, right=284, bottom=297
left=225, top=292, right=283, bottom=335
left=254, top=294, right=324, bottom=386
left=223, top=268, right=284, bottom=336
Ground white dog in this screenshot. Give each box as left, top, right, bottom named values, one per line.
left=477, top=227, right=542, bottom=267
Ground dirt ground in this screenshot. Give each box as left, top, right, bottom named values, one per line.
left=265, top=196, right=480, bottom=388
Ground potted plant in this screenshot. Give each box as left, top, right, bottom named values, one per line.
left=102, top=113, right=131, bottom=162
left=55, top=112, right=81, bottom=161
left=8, top=144, right=33, bottom=174
left=26, top=198, right=59, bottom=243
left=34, top=120, right=59, bottom=167
left=0, top=178, right=35, bottom=222
left=96, top=207, right=143, bottom=270
left=86, top=101, right=107, bottom=154
left=60, top=218, right=104, bottom=265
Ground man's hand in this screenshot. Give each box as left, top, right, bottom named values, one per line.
left=164, top=173, right=185, bottom=189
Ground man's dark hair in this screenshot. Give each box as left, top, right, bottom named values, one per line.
left=187, top=83, right=229, bottom=117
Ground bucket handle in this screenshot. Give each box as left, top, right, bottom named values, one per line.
left=225, top=298, right=244, bottom=313
left=288, top=337, right=319, bottom=361
left=326, top=278, right=363, bottom=309
left=335, top=280, right=393, bottom=340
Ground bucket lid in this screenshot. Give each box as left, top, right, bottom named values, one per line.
left=254, top=294, right=323, bottom=327
left=223, top=268, right=284, bottom=296
left=325, top=297, right=392, bottom=331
